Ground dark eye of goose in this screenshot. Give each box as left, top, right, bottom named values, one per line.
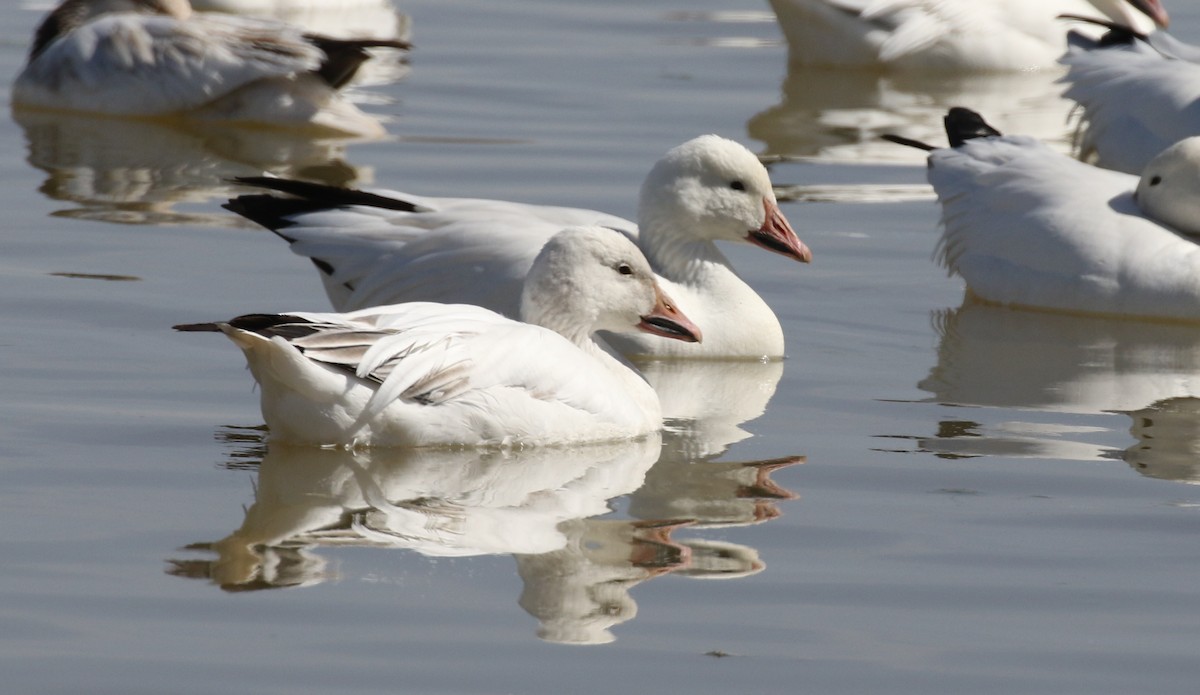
left=1149, top=175, right=1162, bottom=186
left=616, top=263, right=633, bottom=276
left=730, top=180, right=746, bottom=191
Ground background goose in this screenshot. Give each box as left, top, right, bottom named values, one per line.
left=189, top=0, right=408, bottom=41
left=767, top=0, right=1168, bottom=72
left=888, top=107, right=1200, bottom=320
left=174, top=226, right=702, bottom=448
left=1061, top=25, right=1200, bottom=173
left=226, top=135, right=810, bottom=360
left=13, top=0, right=409, bottom=136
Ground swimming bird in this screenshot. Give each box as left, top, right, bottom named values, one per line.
left=225, top=135, right=810, bottom=360
left=1061, top=23, right=1200, bottom=173
left=886, top=107, right=1200, bottom=320
left=13, top=0, right=410, bottom=137
left=174, top=226, right=703, bottom=448
left=766, top=0, right=1168, bottom=72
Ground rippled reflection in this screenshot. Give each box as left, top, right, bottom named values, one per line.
left=169, top=429, right=800, bottom=643
left=1124, top=398, right=1200, bottom=485
left=897, top=302, right=1200, bottom=479
left=16, top=108, right=377, bottom=226
left=747, top=64, right=1076, bottom=164
left=921, top=303, right=1200, bottom=414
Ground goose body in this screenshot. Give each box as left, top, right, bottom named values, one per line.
left=226, top=135, right=810, bottom=360
left=1061, top=29, right=1200, bottom=174
left=190, top=0, right=410, bottom=45
left=176, top=226, right=702, bottom=448
left=767, top=0, right=1168, bottom=72
left=13, top=0, right=408, bottom=136
left=913, top=108, right=1200, bottom=320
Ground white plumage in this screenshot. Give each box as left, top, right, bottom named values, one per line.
left=227, top=135, right=811, bottom=360
left=914, top=109, right=1200, bottom=320
left=1061, top=29, right=1200, bottom=174
left=176, top=226, right=702, bottom=448
left=13, top=0, right=408, bottom=136
left=767, top=0, right=1168, bottom=72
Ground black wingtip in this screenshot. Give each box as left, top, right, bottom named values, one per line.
left=881, top=133, right=936, bottom=152
left=1058, top=14, right=1148, bottom=45
left=230, top=177, right=421, bottom=212
left=174, top=314, right=322, bottom=340
left=224, top=177, right=421, bottom=237
left=944, top=107, right=1002, bottom=148
left=172, top=322, right=223, bottom=332
left=304, top=35, right=412, bottom=89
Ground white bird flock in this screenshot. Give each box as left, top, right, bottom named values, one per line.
left=30, top=0, right=1200, bottom=449
left=224, top=135, right=811, bottom=360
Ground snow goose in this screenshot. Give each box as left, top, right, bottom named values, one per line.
left=189, top=0, right=409, bottom=42
left=13, top=0, right=410, bottom=137
left=174, top=226, right=703, bottom=448
left=1061, top=25, right=1200, bottom=174
left=225, top=135, right=811, bottom=359
left=887, top=107, right=1200, bottom=320
left=766, top=0, right=1168, bottom=72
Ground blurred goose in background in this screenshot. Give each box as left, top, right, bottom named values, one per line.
left=887, top=107, right=1200, bottom=320
left=13, top=0, right=410, bottom=137
left=190, top=0, right=409, bottom=41
left=767, top=0, right=1168, bottom=71
left=174, top=226, right=702, bottom=448
left=225, top=135, right=811, bottom=360
left=189, top=0, right=410, bottom=84
left=1061, top=24, right=1200, bottom=173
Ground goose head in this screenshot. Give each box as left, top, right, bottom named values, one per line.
left=637, top=135, right=811, bottom=263
left=1134, top=136, right=1200, bottom=236
left=31, top=0, right=194, bottom=60
left=520, top=226, right=702, bottom=345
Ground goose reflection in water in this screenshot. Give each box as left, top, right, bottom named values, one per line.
left=632, top=359, right=802, bottom=527
left=890, top=302, right=1200, bottom=483
left=15, top=108, right=375, bottom=226
left=747, top=64, right=1077, bottom=166
left=168, top=433, right=800, bottom=644
left=1125, top=398, right=1200, bottom=485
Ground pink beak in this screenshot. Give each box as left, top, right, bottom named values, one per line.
left=637, top=284, right=702, bottom=343
left=1130, top=0, right=1169, bottom=28
left=747, top=198, right=812, bottom=263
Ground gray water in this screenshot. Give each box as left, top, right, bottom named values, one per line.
left=2, top=1, right=1199, bottom=693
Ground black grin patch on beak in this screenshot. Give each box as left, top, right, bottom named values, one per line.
left=641, top=316, right=699, bottom=342
left=750, top=228, right=793, bottom=256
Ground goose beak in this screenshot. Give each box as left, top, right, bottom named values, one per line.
left=638, top=285, right=702, bottom=343
left=747, top=198, right=812, bottom=263
left=1130, top=0, right=1169, bottom=28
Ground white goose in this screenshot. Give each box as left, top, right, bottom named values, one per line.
left=1061, top=26, right=1200, bottom=174
left=890, top=107, right=1200, bottom=320
left=226, top=135, right=811, bottom=359
left=13, top=0, right=409, bottom=137
left=766, top=0, right=1168, bottom=72
left=175, top=226, right=702, bottom=448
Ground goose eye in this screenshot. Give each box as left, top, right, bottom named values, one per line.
left=617, top=263, right=633, bottom=276
left=730, top=180, right=746, bottom=191
left=1149, top=175, right=1162, bottom=186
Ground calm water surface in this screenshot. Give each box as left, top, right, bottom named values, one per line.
left=2, top=1, right=1199, bottom=693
